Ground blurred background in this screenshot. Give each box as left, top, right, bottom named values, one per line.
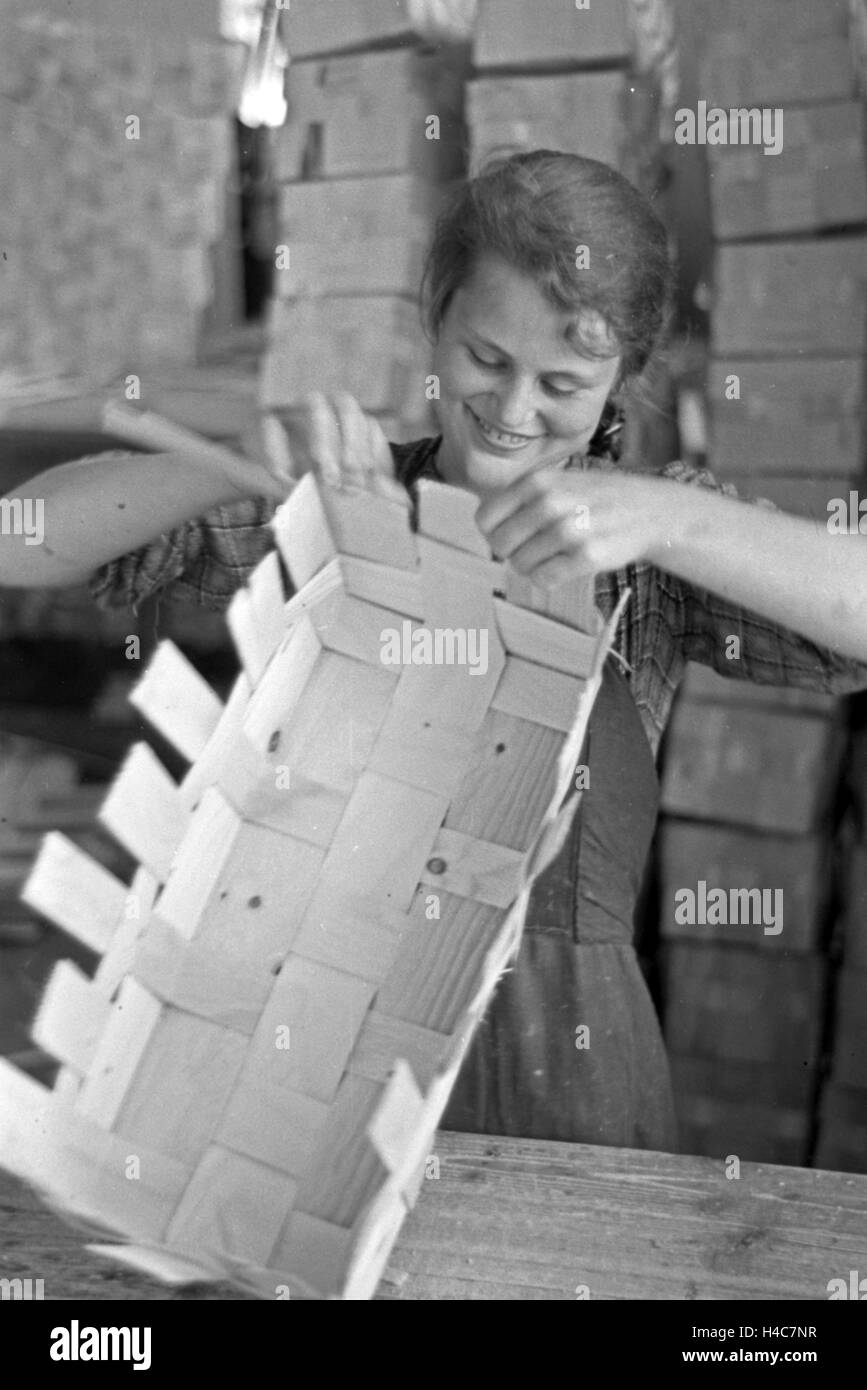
left=1, top=0, right=866, bottom=1173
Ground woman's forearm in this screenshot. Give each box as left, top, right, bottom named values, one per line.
left=649, top=484, right=867, bottom=662
left=0, top=448, right=282, bottom=590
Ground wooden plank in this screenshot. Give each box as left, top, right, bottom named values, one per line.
left=158, top=805, right=324, bottom=958
left=494, top=597, right=598, bottom=677
left=349, top=1013, right=450, bottom=1091
left=98, top=742, right=188, bottom=882
left=293, top=1074, right=389, bottom=1228
left=74, top=977, right=163, bottom=1129
left=444, top=711, right=565, bottom=852
left=366, top=1059, right=425, bottom=1174
left=291, top=886, right=409, bottom=985
left=129, top=640, right=223, bottom=763
left=271, top=473, right=337, bottom=592
left=242, top=956, right=376, bottom=1105
left=226, top=552, right=289, bottom=686
left=322, top=484, right=417, bottom=569
left=179, top=672, right=256, bottom=810
left=366, top=704, right=476, bottom=799
left=322, top=771, right=449, bottom=914
left=216, top=1080, right=330, bottom=1180
left=238, top=773, right=347, bottom=850
left=114, top=1011, right=248, bottom=1167
left=132, top=914, right=272, bottom=1034
left=340, top=555, right=424, bottom=619
left=304, top=588, right=405, bottom=668
left=416, top=478, right=490, bottom=558
left=241, top=616, right=322, bottom=754
left=93, top=866, right=158, bottom=998
left=166, top=1145, right=298, bottom=1268
left=153, top=787, right=241, bottom=940
left=418, top=827, right=525, bottom=908
left=31, top=961, right=112, bottom=1075
left=21, top=832, right=127, bottom=955
left=0, top=1062, right=189, bottom=1244
left=270, top=1210, right=354, bottom=1300
left=492, top=657, right=584, bottom=734
left=474, top=0, right=632, bottom=69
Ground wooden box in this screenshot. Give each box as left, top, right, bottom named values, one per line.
left=695, top=0, right=854, bottom=106
left=707, top=101, right=867, bottom=239
left=273, top=175, right=440, bottom=299
left=473, top=0, right=632, bottom=70
left=660, top=700, right=844, bottom=834
left=658, top=819, right=829, bottom=953
left=467, top=71, right=662, bottom=189
left=260, top=295, right=430, bottom=419
left=663, top=941, right=826, bottom=1066
left=711, top=238, right=867, bottom=357
left=279, top=0, right=471, bottom=57
left=275, top=49, right=466, bottom=182
left=0, top=469, right=618, bottom=1299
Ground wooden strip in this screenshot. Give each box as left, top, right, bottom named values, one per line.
left=416, top=478, right=490, bottom=557
left=504, top=566, right=602, bottom=635
left=239, top=772, right=347, bottom=850
left=98, top=743, right=188, bottom=882
left=376, top=889, right=505, bottom=1033
left=419, top=826, right=525, bottom=908
left=271, top=472, right=337, bottom=589
left=322, top=771, right=449, bottom=914
left=269, top=1210, right=354, bottom=1300
left=21, top=832, right=127, bottom=954
left=74, top=976, right=163, bottom=1128
left=444, top=711, right=565, bottom=851
left=492, top=657, right=585, bottom=733
left=293, top=1074, right=389, bottom=1228
left=494, top=597, right=598, bottom=677
left=0, top=1060, right=189, bottom=1243
left=31, top=961, right=112, bottom=1074
left=216, top=1080, right=330, bottom=1179
left=132, top=915, right=271, bottom=1034
left=93, top=866, right=157, bottom=998
left=159, top=801, right=323, bottom=956
left=344, top=1176, right=411, bottom=1301
left=320, top=484, right=417, bottom=569
left=166, top=1145, right=298, bottom=1268
left=241, top=616, right=322, bottom=754
left=305, top=589, right=405, bottom=668
left=348, top=1012, right=450, bottom=1091
left=114, top=1011, right=248, bottom=1167
left=366, top=705, right=475, bottom=799
left=244, top=956, right=376, bottom=1105
left=340, top=555, right=424, bottom=619
left=129, top=640, right=224, bottom=763
left=226, top=551, right=288, bottom=685
left=292, top=886, right=409, bottom=984
left=154, top=787, right=240, bottom=940
left=366, top=1059, right=425, bottom=1173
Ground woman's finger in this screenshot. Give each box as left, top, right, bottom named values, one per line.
left=305, top=392, right=343, bottom=488
left=331, top=391, right=373, bottom=488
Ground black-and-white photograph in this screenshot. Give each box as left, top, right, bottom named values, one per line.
left=1, top=0, right=866, bottom=1339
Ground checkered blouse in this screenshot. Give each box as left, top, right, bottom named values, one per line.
left=89, top=427, right=867, bottom=758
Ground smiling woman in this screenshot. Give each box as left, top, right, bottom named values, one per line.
left=3, top=149, right=867, bottom=1154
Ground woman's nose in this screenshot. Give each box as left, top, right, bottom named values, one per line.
left=493, top=376, right=539, bottom=430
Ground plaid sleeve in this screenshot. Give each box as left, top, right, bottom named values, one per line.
left=89, top=493, right=280, bottom=614
left=658, top=460, right=867, bottom=695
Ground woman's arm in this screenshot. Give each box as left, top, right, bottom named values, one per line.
left=0, top=448, right=285, bottom=590
left=474, top=466, right=867, bottom=663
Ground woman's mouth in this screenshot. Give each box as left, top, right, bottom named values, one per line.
left=466, top=405, right=543, bottom=453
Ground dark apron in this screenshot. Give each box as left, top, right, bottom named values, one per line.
left=441, top=657, right=679, bottom=1151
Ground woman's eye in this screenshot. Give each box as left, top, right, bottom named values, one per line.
left=468, top=347, right=502, bottom=369
left=544, top=382, right=578, bottom=399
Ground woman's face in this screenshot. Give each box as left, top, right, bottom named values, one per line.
left=431, top=253, right=622, bottom=495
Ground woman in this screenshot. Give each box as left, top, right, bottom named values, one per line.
left=5, top=151, right=867, bottom=1151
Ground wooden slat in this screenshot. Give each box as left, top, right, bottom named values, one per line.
left=293, top=1074, right=388, bottom=1228
left=418, top=827, right=525, bottom=908
left=291, top=885, right=409, bottom=984
left=166, top=1145, right=298, bottom=1268
left=494, top=597, right=598, bottom=677
left=154, top=787, right=240, bottom=940
left=98, top=743, right=188, bottom=881
left=321, top=484, right=417, bottom=569
left=366, top=1059, right=426, bottom=1173
left=93, top=866, right=157, bottom=998
left=340, top=555, right=424, bottom=619
left=226, top=551, right=288, bottom=685
left=216, top=1080, right=330, bottom=1180
left=21, top=832, right=127, bottom=954
left=132, top=914, right=272, bottom=1034
left=270, top=1210, right=354, bottom=1300
left=271, top=472, right=337, bottom=589
left=366, top=705, right=476, bottom=799
left=31, top=961, right=112, bottom=1075
left=444, top=711, right=565, bottom=852
left=241, top=616, right=322, bottom=754
left=349, top=1012, right=450, bottom=1090
left=492, top=657, right=585, bottom=733
left=74, top=977, right=163, bottom=1129
left=129, top=641, right=224, bottom=763
left=416, top=477, right=490, bottom=557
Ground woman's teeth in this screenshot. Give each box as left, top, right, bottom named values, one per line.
left=472, top=410, right=538, bottom=450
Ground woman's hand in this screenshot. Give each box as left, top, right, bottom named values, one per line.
left=475, top=467, right=672, bottom=588
left=248, top=392, right=405, bottom=504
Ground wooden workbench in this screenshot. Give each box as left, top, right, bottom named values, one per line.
left=3, top=1131, right=866, bottom=1300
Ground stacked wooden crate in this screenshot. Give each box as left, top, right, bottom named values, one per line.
left=263, top=6, right=470, bottom=441
left=660, top=0, right=867, bottom=1165
left=467, top=0, right=676, bottom=192
left=0, top=0, right=244, bottom=392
